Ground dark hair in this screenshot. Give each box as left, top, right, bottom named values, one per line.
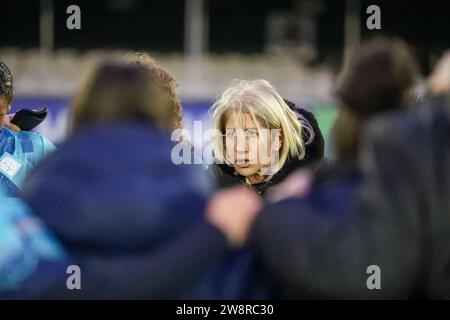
left=333, top=37, right=419, bottom=161
left=71, top=61, right=174, bottom=133
left=0, top=62, right=14, bottom=105
left=336, top=37, right=419, bottom=117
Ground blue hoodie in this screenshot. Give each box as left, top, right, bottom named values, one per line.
left=17, top=123, right=232, bottom=298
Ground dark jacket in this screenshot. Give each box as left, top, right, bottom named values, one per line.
left=210, top=102, right=325, bottom=196
left=249, top=96, right=450, bottom=299
left=16, top=123, right=231, bottom=299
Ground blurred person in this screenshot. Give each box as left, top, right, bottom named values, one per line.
left=0, top=61, right=221, bottom=298
left=0, top=62, right=55, bottom=197
left=4, top=61, right=266, bottom=299
left=331, top=38, right=419, bottom=162
left=206, top=37, right=442, bottom=299
left=122, top=52, right=211, bottom=169
left=209, top=79, right=324, bottom=196
left=268, top=36, right=419, bottom=202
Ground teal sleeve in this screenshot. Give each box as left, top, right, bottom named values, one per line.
left=29, top=133, right=55, bottom=163
left=41, top=136, right=56, bottom=158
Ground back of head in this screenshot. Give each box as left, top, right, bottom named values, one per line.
left=336, top=37, right=419, bottom=117
left=70, top=60, right=174, bottom=134
left=333, top=37, right=419, bottom=161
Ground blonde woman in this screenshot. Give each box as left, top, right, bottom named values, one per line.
left=209, top=79, right=324, bottom=196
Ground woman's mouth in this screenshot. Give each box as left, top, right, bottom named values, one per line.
left=235, top=159, right=251, bottom=168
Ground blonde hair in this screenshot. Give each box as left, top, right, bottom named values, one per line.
left=209, top=79, right=305, bottom=171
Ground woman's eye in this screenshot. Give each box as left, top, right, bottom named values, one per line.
left=225, top=130, right=235, bottom=138
left=246, top=129, right=258, bottom=137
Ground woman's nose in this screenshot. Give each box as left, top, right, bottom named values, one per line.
left=235, top=135, right=248, bottom=153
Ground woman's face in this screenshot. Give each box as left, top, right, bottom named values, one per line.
left=224, top=112, right=281, bottom=178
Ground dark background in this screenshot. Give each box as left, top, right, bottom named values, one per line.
left=1, top=0, right=448, bottom=72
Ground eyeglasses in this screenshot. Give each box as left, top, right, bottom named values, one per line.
left=223, top=128, right=259, bottom=139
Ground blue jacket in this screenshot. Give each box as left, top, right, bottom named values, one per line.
left=0, top=127, right=55, bottom=197
left=0, top=123, right=276, bottom=299
left=16, top=123, right=234, bottom=299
